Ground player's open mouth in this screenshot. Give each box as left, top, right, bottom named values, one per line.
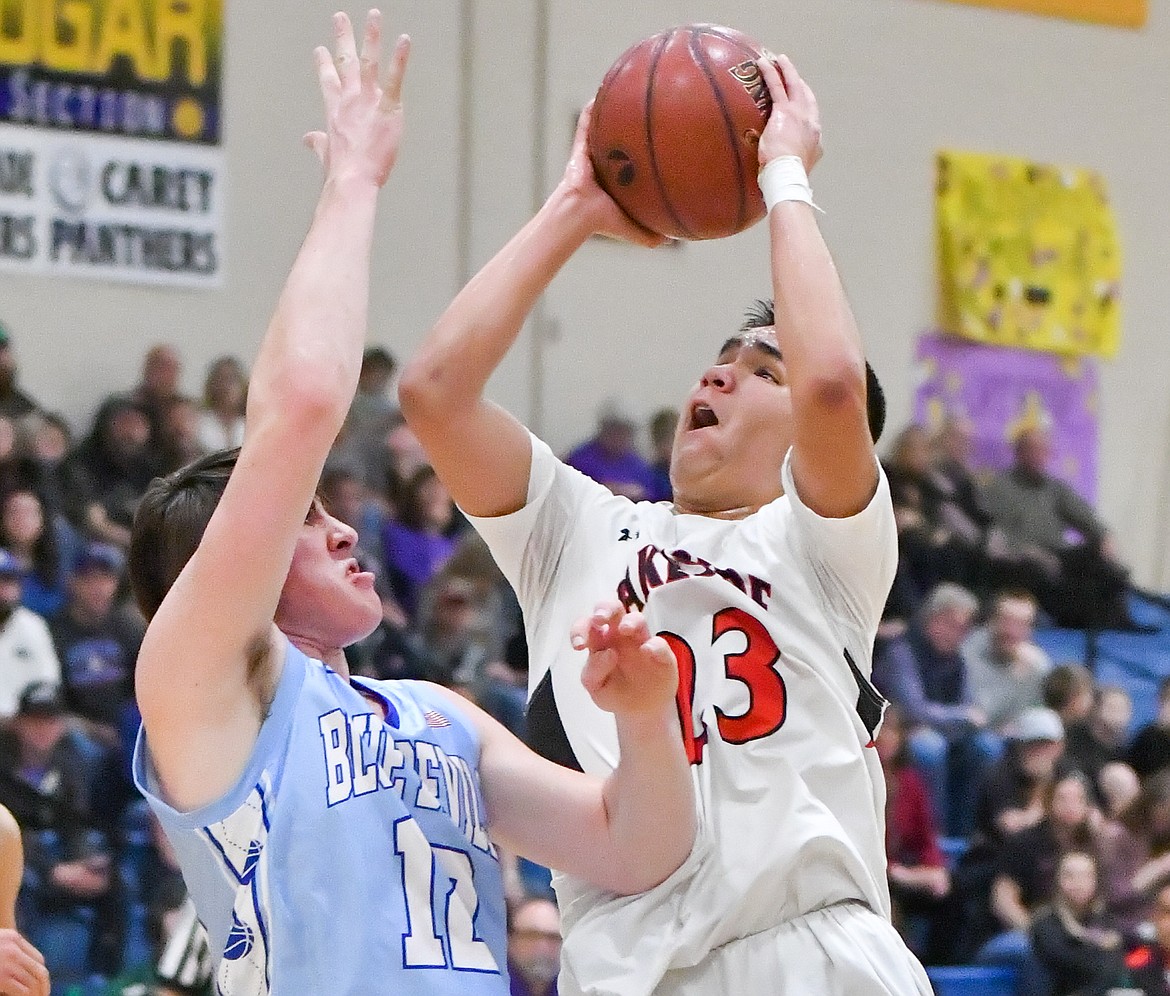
left=689, top=404, right=719, bottom=430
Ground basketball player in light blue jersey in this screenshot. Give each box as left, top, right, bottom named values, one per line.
left=126, top=12, right=696, bottom=994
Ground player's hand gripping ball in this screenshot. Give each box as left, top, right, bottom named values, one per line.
left=587, top=24, right=772, bottom=241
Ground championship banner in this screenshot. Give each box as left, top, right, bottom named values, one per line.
left=914, top=330, right=1099, bottom=503
left=0, top=0, right=224, bottom=287
left=931, top=0, right=1146, bottom=28
left=936, top=149, right=1121, bottom=360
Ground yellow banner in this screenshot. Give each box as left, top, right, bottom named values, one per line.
left=936, top=150, right=1121, bottom=359
left=934, top=0, right=1146, bottom=28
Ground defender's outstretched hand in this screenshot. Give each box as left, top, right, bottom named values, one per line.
left=304, top=10, right=411, bottom=187
left=559, top=103, right=666, bottom=248
left=755, top=54, right=822, bottom=173
left=572, top=603, right=678, bottom=718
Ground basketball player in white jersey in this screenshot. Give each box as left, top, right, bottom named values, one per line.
left=128, top=12, right=696, bottom=993
left=401, top=54, right=932, bottom=995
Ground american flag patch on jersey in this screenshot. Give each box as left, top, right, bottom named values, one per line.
left=424, top=709, right=451, bottom=729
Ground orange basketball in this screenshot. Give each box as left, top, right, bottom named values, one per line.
left=588, top=24, right=772, bottom=241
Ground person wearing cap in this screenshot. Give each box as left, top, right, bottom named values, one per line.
left=0, top=680, right=124, bottom=979
left=0, top=324, right=43, bottom=422
left=0, top=550, right=60, bottom=720
left=48, top=542, right=142, bottom=738
left=565, top=399, right=658, bottom=502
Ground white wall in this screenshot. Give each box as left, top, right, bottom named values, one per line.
left=5, top=0, right=1170, bottom=586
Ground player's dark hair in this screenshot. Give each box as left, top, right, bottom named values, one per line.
left=128, top=447, right=240, bottom=620
left=740, top=298, right=887, bottom=444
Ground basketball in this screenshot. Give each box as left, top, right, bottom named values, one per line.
left=587, top=24, right=772, bottom=241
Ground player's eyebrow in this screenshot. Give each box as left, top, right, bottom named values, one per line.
left=717, top=333, right=783, bottom=363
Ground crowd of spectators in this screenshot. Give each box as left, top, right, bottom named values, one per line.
left=873, top=415, right=1170, bottom=994
left=0, top=321, right=1168, bottom=994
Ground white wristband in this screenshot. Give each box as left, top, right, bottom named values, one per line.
left=757, top=155, right=821, bottom=214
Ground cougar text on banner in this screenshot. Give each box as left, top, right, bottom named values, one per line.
left=0, top=0, right=225, bottom=288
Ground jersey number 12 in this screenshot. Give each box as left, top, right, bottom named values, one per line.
left=394, top=818, right=499, bottom=973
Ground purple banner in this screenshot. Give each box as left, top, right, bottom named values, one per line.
left=913, top=331, right=1099, bottom=503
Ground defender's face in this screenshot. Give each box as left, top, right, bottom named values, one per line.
left=670, top=330, right=792, bottom=515
left=275, top=500, right=381, bottom=652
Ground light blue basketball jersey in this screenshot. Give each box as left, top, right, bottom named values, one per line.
left=133, top=637, right=509, bottom=994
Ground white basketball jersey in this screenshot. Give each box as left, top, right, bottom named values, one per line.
left=469, top=435, right=897, bottom=996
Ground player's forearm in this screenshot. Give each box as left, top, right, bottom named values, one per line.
left=598, top=705, right=697, bottom=895
left=768, top=203, right=867, bottom=409
left=248, top=176, right=380, bottom=436
left=399, top=184, right=593, bottom=418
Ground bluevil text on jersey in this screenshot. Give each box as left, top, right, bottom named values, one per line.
left=317, top=709, right=494, bottom=856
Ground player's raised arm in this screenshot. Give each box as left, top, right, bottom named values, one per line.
left=399, top=104, right=662, bottom=519
left=133, top=11, right=411, bottom=812
left=756, top=55, right=877, bottom=518
left=431, top=603, right=697, bottom=894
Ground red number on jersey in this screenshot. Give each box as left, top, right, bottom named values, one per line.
left=661, top=631, right=707, bottom=765
left=711, top=607, right=786, bottom=744
left=663, top=607, right=786, bottom=763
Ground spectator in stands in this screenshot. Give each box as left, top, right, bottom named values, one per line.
left=335, top=346, right=399, bottom=492
left=980, top=426, right=1140, bottom=631
left=381, top=464, right=460, bottom=619
left=0, top=552, right=60, bottom=719
left=48, top=542, right=142, bottom=738
left=195, top=355, right=247, bottom=454
left=0, top=486, right=75, bottom=618
left=126, top=344, right=183, bottom=447
left=17, top=411, right=73, bottom=521
left=1098, top=762, right=1141, bottom=821
left=979, top=770, right=1104, bottom=990
left=646, top=407, right=677, bottom=503
left=0, top=681, right=123, bottom=978
left=875, top=704, right=950, bottom=961
left=1030, top=850, right=1127, bottom=996
left=1065, top=685, right=1133, bottom=797
left=975, top=706, right=1069, bottom=847
left=1128, top=677, right=1170, bottom=781
left=928, top=414, right=992, bottom=556
left=884, top=423, right=984, bottom=601
left=1122, top=881, right=1170, bottom=995
left=0, top=325, right=42, bottom=421
left=565, top=399, right=656, bottom=501
left=154, top=396, right=206, bottom=476
left=1099, top=769, right=1170, bottom=938
left=871, top=582, right=1000, bottom=835
left=60, top=396, right=156, bottom=549
left=964, top=590, right=1052, bottom=733
left=508, top=895, right=561, bottom=996
left=380, top=414, right=430, bottom=517
left=415, top=574, right=500, bottom=690
left=1043, top=662, right=1096, bottom=730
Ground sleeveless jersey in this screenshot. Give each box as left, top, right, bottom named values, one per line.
left=469, top=434, right=898, bottom=996
left=133, top=638, right=508, bottom=995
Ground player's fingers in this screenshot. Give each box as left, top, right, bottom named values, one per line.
left=381, top=34, right=412, bottom=108
left=333, top=12, right=361, bottom=90
left=616, top=609, right=650, bottom=643
left=756, top=53, right=789, bottom=106
left=572, top=100, right=595, bottom=153
left=314, top=45, right=341, bottom=114
left=359, top=9, right=383, bottom=91
left=776, top=54, right=816, bottom=114
left=643, top=634, right=678, bottom=672
left=303, top=131, right=327, bottom=163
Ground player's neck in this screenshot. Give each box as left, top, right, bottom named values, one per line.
left=289, top=635, right=350, bottom=677
left=672, top=484, right=783, bottom=520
